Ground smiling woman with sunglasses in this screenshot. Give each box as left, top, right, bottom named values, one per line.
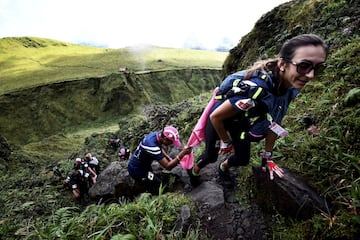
left=187, top=34, right=328, bottom=185
left=277, top=34, right=328, bottom=90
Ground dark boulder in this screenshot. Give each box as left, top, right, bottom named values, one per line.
left=88, top=161, right=187, bottom=202
left=253, top=166, right=329, bottom=220
left=88, top=161, right=142, bottom=202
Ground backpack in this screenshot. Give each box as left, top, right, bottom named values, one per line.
left=215, top=70, right=300, bottom=138
left=215, top=70, right=269, bottom=102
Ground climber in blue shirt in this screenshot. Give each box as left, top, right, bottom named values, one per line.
left=128, top=126, right=192, bottom=194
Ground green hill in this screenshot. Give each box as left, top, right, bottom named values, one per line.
left=0, top=36, right=227, bottom=95
left=0, top=0, right=359, bottom=239
left=0, top=37, right=227, bottom=144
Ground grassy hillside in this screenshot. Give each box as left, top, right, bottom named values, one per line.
left=0, top=0, right=359, bottom=239
left=0, top=37, right=226, bottom=145
left=220, top=0, right=360, bottom=238
left=0, top=36, right=227, bottom=95
left=0, top=68, right=223, bottom=145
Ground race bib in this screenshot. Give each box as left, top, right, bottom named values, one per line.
left=269, top=122, right=288, bottom=137
left=235, top=98, right=255, bottom=111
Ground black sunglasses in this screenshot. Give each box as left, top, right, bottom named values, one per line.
left=284, top=59, right=326, bottom=75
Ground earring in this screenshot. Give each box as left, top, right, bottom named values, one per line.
left=280, top=68, right=285, bottom=72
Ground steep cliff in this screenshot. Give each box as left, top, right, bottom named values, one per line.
left=0, top=69, right=221, bottom=144
left=223, top=0, right=360, bottom=75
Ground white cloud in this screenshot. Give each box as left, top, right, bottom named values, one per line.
left=0, top=0, right=290, bottom=49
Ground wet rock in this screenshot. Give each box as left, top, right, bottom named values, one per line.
left=88, top=161, right=141, bottom=201
left=253, top=166, right=329, bottom=220
left=88, top=161, right=186, bottom=202
left=188, top=181, right=224, bottom=208
left=185, top=160, right=270, bottom=240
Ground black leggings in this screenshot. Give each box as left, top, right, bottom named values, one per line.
left=133, top=171, right=162, bottom=195
left=196, top=117, right=254, bottom=169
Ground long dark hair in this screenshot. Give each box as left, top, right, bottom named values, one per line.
left=244, top=34, right=327, bottom=94
left=279, top=34, right=328, bottom=60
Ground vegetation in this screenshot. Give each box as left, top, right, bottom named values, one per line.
left=0, top=0, right=359, bottom=239
left=223, top=0, right=360, bottom=238
left=0, top=37, right=225, bottom=145
left=27, top=193, right=198, bottom=240
left=0, top=36, right=226, bottom=95
left=274, top=41, right=360, bottom=239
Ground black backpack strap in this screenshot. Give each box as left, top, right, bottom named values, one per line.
left=215, top=70, right=269, bottom=101
left=215, top=78, right=245, bottom=100
left=223, top=81, right=268, bottom=100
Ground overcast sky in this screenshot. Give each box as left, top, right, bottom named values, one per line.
left=0, top=0, right=289, bottom=50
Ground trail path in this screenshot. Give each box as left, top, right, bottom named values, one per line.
left=182, top=160, right=270, bottom=240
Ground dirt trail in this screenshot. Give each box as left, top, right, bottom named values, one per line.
left=184, top=159, right=270, bottom=240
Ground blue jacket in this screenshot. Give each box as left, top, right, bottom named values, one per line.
left=214, top=70, right=299, bottom=137
left=128, top=132, right=164, bottom=179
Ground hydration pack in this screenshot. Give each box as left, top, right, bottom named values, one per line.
left=215, top=70, right=269, bottom=102
left=215, top=70, right=300, bottom=139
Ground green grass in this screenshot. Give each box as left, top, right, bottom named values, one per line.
left=0, top=37, right=227, bottom=95
left=1, top=0, right=360, bottom=238
left=26, top=193, right=199, bottom=240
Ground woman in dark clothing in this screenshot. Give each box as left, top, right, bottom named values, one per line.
left=188, top=34, right=328, bottom=185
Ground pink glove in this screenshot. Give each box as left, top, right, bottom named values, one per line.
left=265, top=160, right=284, bottom=180
left=261, top=151, right=284, bottom=180
left=219, top=141, right=233, bottom=154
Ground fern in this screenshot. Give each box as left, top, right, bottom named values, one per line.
left=52, top=206, right=80, bottom=226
